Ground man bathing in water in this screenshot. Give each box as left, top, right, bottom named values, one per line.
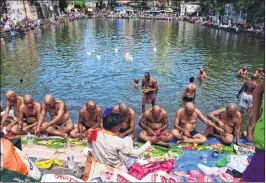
left=253, top=68, right=264, bottom=79
left=237, top=77, right=258, bottom=114
left=236, top=66, right=248, bottom=78
left=112, top=102, right=135, bottom=139
left=197, top=69, right=207, bottom=80
left=70, top=100, right=102, bottom=139
left=9, top=95, right=41, bottom=135
left=35, top=94, right=74, bottom=138
left=171, top=102, right=223, bottom=144
left=1, top=90, right=23, bottom=132
left=204, top=103, right=246, bottom=147
left=139, top=105, right=173, bottom=147
left=132, top=78, right=139, bottom=88
left=183, top=77, right=196, bottom=102
left=142, top=72, right=158, bottom=113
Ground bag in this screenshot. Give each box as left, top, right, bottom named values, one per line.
left=0, top=138, right=41, bottom=182
left=0, top=132, right=22, bottom=150
left=128, top=160, right=176, bottom=180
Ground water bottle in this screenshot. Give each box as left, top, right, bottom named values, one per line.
left=67, top=145, right=75, bottom=170
left=26, top=132, right=32, bottom=145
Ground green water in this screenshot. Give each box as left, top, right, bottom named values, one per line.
left=1, top=19, right=264, bottom=132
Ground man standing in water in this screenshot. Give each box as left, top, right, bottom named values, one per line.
left=9, top=95, right=41, bottom=135
left=237, top=76, right=258, bottom=114
left=141, top=72, right=158, bottom=114
left=183, top=77, right=196, bottom=102
left=70, top=100, right=102, bottom=139
left=236, top=66, right=248, bottom=78
left=138, top=105, right=173, bottom=147
left=1, top=90, right=23, bottom=132
left=197, top=69, right=207, bottom=80
left=204, top=103, right=246, bottom=146
left=171, top=102, right=223, bottom=144
left=112, top=102, right=135, bottom=139
left=241, top=80, right=264, bottom=182
left=35, top=94, right=74, bottom=138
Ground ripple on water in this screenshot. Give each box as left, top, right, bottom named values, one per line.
left=1, top=20, right=264, bottom=130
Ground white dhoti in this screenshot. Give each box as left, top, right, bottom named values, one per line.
left=239, top=92, right=253, bottom=109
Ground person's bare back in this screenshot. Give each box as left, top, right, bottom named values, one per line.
left=183, top=77, right=196, bottom=102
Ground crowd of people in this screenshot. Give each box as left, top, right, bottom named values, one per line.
left=0, top=66, right=264, bottom=181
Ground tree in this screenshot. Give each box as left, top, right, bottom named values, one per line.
left=59, top=0, right=68, bottom=12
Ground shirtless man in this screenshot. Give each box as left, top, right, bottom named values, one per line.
left=171, top=102, right=223, bottom=144
left=197, top=69, right=207, bottom=80
left=132, top=78, right=139, bottom=88
left=139, top=105, right=173, bottom=147
left=1, top=90, right=23, bottom=132
left=236, top=66, right=248, bottom=78
left=9, top=95, right=41, bottom=135
left=141, top=72, right=158, bottom=113
left=35, top=94, right=74, bottom=138
left=183, top=77, right=196, bottom=102
left=112, top=102, right=135, bottom=139
left=69, top=100, right=101, bottom=139
left=204, top=103, right=246, bottom=146
left=237, top=77, right=258, bottom=114
left=253, top=68, right=263, bottom=79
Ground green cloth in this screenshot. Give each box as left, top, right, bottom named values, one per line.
left=214, top=156, right=228, bottom=168
left=253, top=95, right=265, bottom=150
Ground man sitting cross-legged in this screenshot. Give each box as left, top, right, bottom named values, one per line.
left=171, top=102, right=224, bottom=144
left=70, top=100, right=102, bottom=139
left=204, top=103, right=246, bottom=147
left=35, top=94, right=74, bottom=138
left=138, top=105, right=173, bottom=147
left=9, top=95, right=41, bottom=135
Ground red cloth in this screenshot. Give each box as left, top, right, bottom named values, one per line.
left=142, top=92, right=157, bottom=105
left=87, top=129, right=99, bottom=143
left=128, top=160, right=176, bottom=180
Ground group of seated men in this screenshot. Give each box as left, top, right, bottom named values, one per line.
left=0, top=89, right=246, bottom=148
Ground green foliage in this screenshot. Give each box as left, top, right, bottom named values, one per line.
left=74, top=0, right=85, bottom=8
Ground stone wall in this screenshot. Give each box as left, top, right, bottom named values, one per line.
left=6, top=1, right=38, bottom=21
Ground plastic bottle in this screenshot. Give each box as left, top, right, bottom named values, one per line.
left=26, top=132, right=32, bottom=145
left=67, top=144, right=75, bottom=170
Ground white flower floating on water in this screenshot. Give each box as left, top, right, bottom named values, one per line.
left=86, top=52, right=91, bottom=55
left=125, top=52, right=133, bottom=61
left=92, top=49, right=96, bottom=53
left=153, top=47, right=157, bottom=52
left=96, top=55, right=101, bottom=59
left=115, top=47, right=118, bottom=53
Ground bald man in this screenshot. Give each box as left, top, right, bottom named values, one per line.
left=112, top=102, right=135, bottom=139
left=141, top=72, right=158, bottom=113
left=139, top=105, right=173, bottom=147
left=183, top=77, right=196, bottom=102
left=70, top=100, right=102, bottom=138
left=171, top=102, right=223, bottom=144
left=35, top=94, right=74, bottom=138
left=1, top=90, right=23, bottom=132
left=197, top=69, right=207, bottom=80
left=9, top=95, right=41, bottom=135
left=204, top=103, right=246, bottom=146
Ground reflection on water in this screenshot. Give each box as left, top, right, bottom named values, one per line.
left=1, top=19, right=264, bottom=132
